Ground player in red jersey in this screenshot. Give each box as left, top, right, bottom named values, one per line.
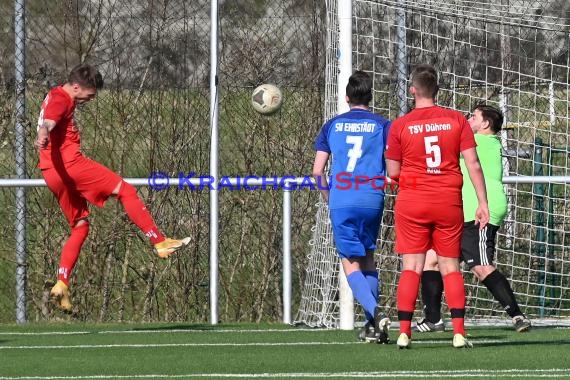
left=385, top=64, right=489, bottom=348
left=35, top=64, right=190, bottom=313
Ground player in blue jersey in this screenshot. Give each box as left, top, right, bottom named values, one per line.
left=312, top=70, right=391, bottom=343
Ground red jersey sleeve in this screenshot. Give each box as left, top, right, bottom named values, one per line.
left=41, top=91, right=70, bottom=124
left=459, top=116, right=477, bottom=152
left=385, top=120, right=402, bottom=161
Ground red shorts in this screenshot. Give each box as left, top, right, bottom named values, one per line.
left=394, top=200, right=463, bottom=258
left=42, top=156, right=123, bottom=227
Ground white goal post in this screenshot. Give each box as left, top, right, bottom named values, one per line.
left=295, top=0, right=570, bottom=329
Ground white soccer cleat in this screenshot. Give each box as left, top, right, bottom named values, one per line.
left=396, top=333, right=411, bottom=349
left=452, top=333, right=473, bottom=348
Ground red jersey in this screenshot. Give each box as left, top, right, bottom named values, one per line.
left=37, top=86, right=82, bottom=169
left=385, top=105, right=476, bottom=205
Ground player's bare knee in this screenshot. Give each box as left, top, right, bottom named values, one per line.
left=471, top=265, right=494, bottom=281
left=361, top=251, right=376, bottom=271
left=402, top=254, right=426, bottom=273
left=74, top=218, right=89, bottom=228
left=341, top=257, right=361, bottom=276
left=424, top=249, right=439, bottom=271
left=72, top=219, right=90, bottom=238
left=437, top=256, right=461, bottom=276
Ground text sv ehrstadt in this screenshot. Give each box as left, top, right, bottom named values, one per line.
left=156, top=172, right=418, bottom=190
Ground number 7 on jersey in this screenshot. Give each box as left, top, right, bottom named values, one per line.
left=346, top=135, right=363, bottom=172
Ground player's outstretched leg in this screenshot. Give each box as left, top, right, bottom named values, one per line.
left=116, top=182, right=190, bottom=258
left=481, top=270, right=532, bottom=332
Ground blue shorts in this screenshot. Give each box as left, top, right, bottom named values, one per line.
left=329, top=207, right=383, bottom=259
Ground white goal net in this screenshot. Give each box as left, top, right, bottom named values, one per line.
left=296, top=0, right=570, bottom=328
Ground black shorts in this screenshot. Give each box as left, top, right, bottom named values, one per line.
left=461, top=221, right=500, bottom=269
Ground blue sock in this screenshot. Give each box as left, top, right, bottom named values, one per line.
left=347, top=271, right=377, bottom=321
left=363, top=270, right=379, bottom=301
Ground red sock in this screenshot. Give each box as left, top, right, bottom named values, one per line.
left=443, top=271, right=466, bottom=336
left=397, top=270, right=421, bottom=337
left=117, top=183, right=165, bottom=244
left=58, top=223, right=90, bottom=286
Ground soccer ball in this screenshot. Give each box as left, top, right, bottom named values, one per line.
left=251, top=84, right=283, bottom=115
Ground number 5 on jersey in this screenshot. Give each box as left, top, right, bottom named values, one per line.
left=346, top=135, right=363, bottom=172
left=424, top=135, right=441, bottom=168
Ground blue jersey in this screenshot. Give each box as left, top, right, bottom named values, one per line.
left=314, top=108, right=390, bottom=209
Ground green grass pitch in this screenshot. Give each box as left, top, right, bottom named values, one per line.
left=0, top=323, right=569, bottom=379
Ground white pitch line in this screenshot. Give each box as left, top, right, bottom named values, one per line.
left=0, top=341, right=352, bottom=350
left=0, top=369, right=569, bottom=379
left=99, top=328, right=320, bottom=335
left=0, top=328, right=318, bottom=336
left=0, top=331, right=92, bottom=336
left=1, top=325, right=568, bottom=337
left=0, top=339, right=508, bottom=350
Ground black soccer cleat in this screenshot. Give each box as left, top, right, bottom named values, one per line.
left=357, top=321, right=378, bottom=342
left=415, top=317, right=445, bottom=332
left=374, top=306, right=391, bottom=344
left=513, top=315, right=532, bottom=332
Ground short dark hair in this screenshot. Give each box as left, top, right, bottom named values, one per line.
left=346, top=70, right=373, bottom=106
left=473, top=104, right=504, bottom=133
left=68, top=64, right=104, bottom=89
left=410, top=64, right=439, bottom=99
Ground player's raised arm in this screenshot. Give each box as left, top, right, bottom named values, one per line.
left=461, top=147, right=489, bottom=229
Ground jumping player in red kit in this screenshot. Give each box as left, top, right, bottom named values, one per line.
left=385, top=64, right=489, bottom=348
left=35, top=63, right=190, bottom=313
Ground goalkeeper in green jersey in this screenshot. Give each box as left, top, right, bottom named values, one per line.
left=416, top=104, right=532, bottom=333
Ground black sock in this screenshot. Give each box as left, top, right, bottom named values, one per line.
left=482, top=270, right=523, bottom=318
left=421, top=270, right=443, bottom=323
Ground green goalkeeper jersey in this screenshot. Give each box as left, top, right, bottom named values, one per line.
left=460, top=133, right=507, bottom=225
